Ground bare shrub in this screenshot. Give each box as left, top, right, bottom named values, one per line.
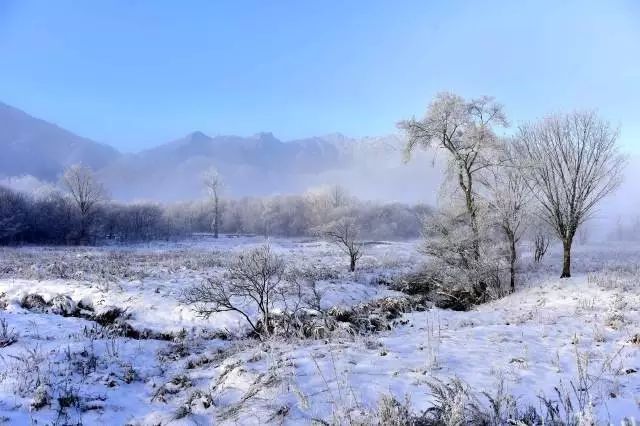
left=0, top=317, right=17, bottom=348
left=5, top=345, right=49, bottom=397
left=182, top=244, right=287, bottom=338
left=372, top=395, right=418, bottom=426
left=534, top=232, right=551, bottom=263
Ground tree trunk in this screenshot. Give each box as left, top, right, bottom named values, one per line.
left=349, top=255, right=356, bottom=272
left=79, top=214, right=88, bottom=245
left=561, top=238, right=572, bottom=278
left=213, top=199, right=219, bottom=239
left=469, top=208, right=480, bottom=261
left=460, top=170, right=480, bottom=261
left=508, top=233, right=516, bottom=293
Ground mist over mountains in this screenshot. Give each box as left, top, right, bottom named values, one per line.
left=0, top=102, right=441, bottom=203
left=0, top=102, right=120, bottom=181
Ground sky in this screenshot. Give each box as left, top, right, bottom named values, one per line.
left=0, top=0, right=639, bottom=153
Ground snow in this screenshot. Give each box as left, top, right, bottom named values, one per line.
left=1, top=237, right=639, bottom=424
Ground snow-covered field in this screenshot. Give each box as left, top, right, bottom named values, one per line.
left=1, top=237, right=639, bottom=425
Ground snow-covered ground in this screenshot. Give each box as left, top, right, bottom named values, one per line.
left=1, top=237, right=639, bottom=425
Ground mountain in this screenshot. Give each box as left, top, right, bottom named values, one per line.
left=0, top=102, right=121, bottom=181
left=0, top=102, right=441, bottom=203
left=98, top=131, right=367, bottom=200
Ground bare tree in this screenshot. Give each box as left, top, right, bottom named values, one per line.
left=399, top=92, right=507, bottom=260
left=329, top=184, right=350, bottom=209
left=533, top=232, right=551, bottom=263
left=322, top=217, right=363, bottom=272
left=182, top=245, right=285, bottom=337
left=515, top=111, right=626, bottom=278
left=480, top=146, right=531, bottom=292
left=62, top=164, right=107, bottom=244
left=203, top=167, right=223, bottom=238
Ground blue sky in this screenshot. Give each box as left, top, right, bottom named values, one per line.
left=0, top=0, right=639, bottom=152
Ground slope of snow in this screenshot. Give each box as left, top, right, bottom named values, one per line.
left=0, top=238, right=639, bottom=424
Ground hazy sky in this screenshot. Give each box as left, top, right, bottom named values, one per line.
left=0, top=0, right=639, bottom=152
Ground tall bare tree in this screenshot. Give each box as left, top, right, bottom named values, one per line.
left=516, top=111, right=626, bottom=278
left=329, top=184, right=349, bottom=209
left=481, top=144, right=531, bottom=292
left=62, top=164, right=107, bottom=243
left=203, top=167, right=223, bottom=238
left=399, top=92, right=507, bottom=260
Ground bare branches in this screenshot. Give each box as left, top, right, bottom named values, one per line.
left=61, top=164, right=107, bottom=243
left=321, top=217, right=363, bottom=272
left=515, top=111, right=626, bottom=277
left=181, top=245, right=285, bottom=338
left=203, top=167, right=223, bottom=238
left=480, top=142, right=532, bottom=292
left=62, top=164, right=107, bottom=218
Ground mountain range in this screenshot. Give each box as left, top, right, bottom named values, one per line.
left=0, top=102, right=441, bottom=203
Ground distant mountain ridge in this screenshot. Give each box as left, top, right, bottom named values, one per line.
left=0, top=102, right=121, bottom=181
left=0, top=102, right=440, bottom=203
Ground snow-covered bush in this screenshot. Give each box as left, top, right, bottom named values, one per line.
left=395, top=211, right=508, bottom=310
left=20, top=293, right=48, bottom=312
left=0, top=318, right=17, bottom=348
left=182, top=244, right=289, bottom=338
left=48, top=294, right=79, bottom=316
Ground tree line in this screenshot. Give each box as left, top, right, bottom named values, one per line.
left=0, top=165, right=430, bottom=245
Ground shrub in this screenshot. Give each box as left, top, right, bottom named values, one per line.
left=182, top=245, right=287, bottom=338
left=20, top=293, right=48, bottom=312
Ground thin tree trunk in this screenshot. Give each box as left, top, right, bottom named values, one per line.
left=79, top=214, right=88, bottom=245
left=461, top=169, right=480, bottom=261
left=508, top=233, right=516, bottom=293
left=469, top=207, right=480, bottom=261
left=561, top=238, right=572, bottom=278
left=350, top=255, right=356, bottom=272
left=213, top=197, right=219, bottom=239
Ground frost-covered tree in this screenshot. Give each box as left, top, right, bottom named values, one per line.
left=516, top=111, right=626, bottom=278
left=416, top=207, right=506, bottom=308
left=182, top=245, right=285, bottom=337
left=480, top=145, right=531, bottom=292
left=62, top=164, right=107, bottom=243
left=203, top=167, right=223, bottom=238
left=399, top=93, right=509, bottom=300
left=321, top=217, right=363, bottom=272
left=399, top=92, right=507, bottom=260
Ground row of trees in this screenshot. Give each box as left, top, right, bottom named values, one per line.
left=0, top=167, right=430, bottom=245
left=400, top=92, right=625, bottom=292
